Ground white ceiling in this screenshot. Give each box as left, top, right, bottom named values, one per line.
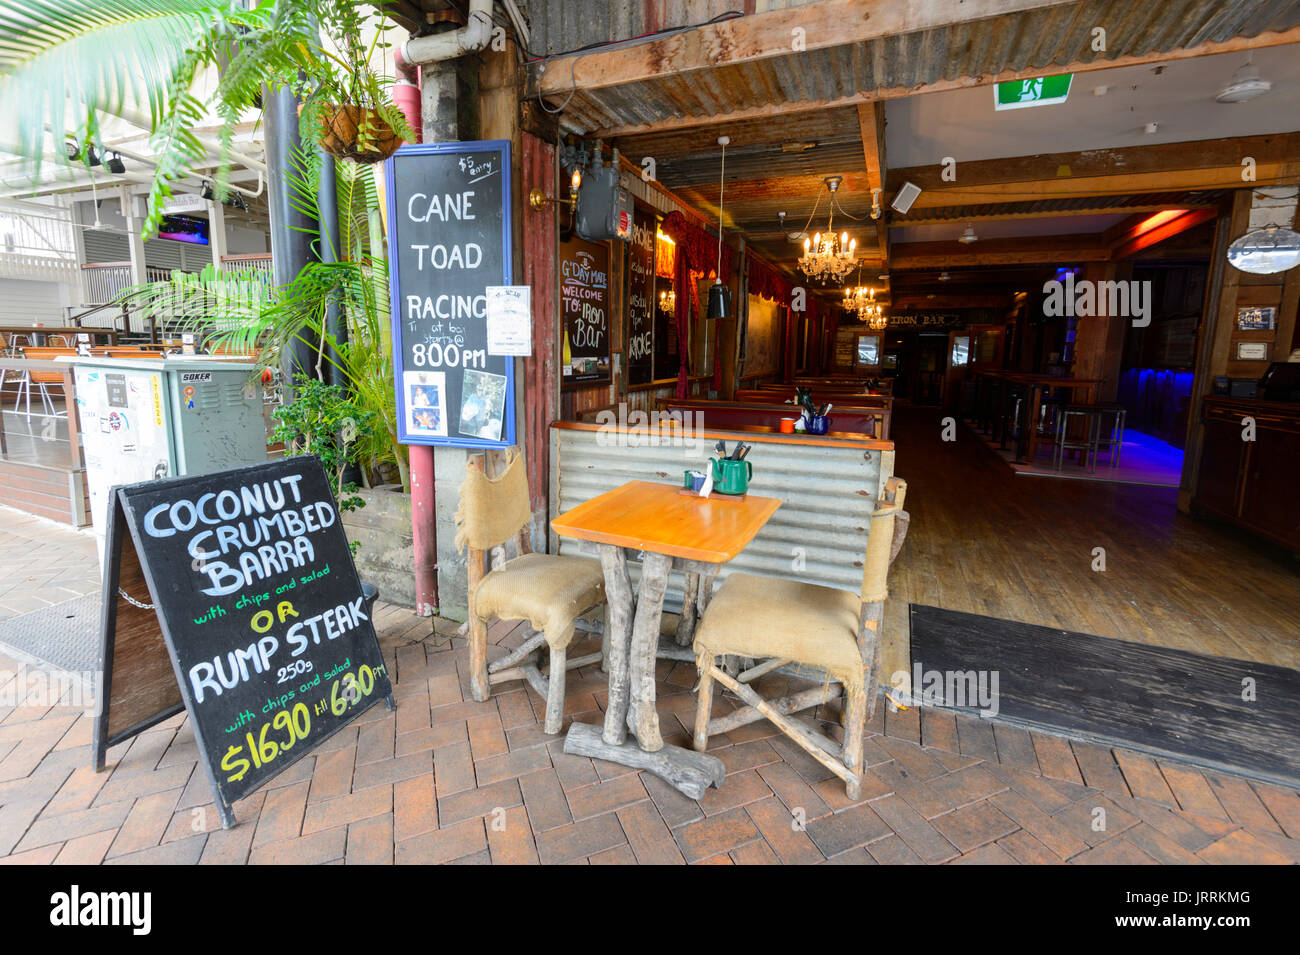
left=886, top=44, right=1300, bottom=169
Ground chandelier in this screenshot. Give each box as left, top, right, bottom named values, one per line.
left=658, top=288, right=676, bottom=314
left=844, top=264, right=885, bottom=329
left=843, top=267, right=876, bottom=316
left=798, top=176, right=858, bottom=283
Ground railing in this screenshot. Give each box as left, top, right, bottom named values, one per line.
left=0, top=251, right=79, bottom=281
left=220, top=253, right=273, bottom=281
left=81, top=262, right=173, bottom=305
left=0, top=357, right=84, bottom=472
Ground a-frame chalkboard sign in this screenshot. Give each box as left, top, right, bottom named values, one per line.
left=385, top=139, right=516, bottom=449
left=92, top=456, right=395, bottom=828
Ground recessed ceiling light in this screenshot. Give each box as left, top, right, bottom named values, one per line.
left=1144, top=122, right=1159, bottom=134
left=1217, top=59, right=1272, bottom=103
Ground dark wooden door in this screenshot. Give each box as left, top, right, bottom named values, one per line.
left=1239, top=426, right=1300, bottom=547
left=1195, top=417, right=1248, bottom=519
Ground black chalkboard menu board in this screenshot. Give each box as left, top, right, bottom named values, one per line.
left=92, top=456, right=394, bottom=827
left=560, top=234, right=612, bottom=387
left=625, top=203, right=655, bottom=386
left=385, top=140, right=515, bottom=447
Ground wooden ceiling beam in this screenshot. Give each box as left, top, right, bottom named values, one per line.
left=900, top=201, right=1218, bottom=225
left=1109, top=207, right=1220, bottom=260
left=857, top=101, right=889, bottom=274
left=891, top=235, right=1111, bottom=269
left=529, top=0, right=1078, bottom=97
left=891, top=292, right=1014, bottom=309
left=889, top=133, right=1300, bottom=208
left=574, top=29, right=1300, bottom=139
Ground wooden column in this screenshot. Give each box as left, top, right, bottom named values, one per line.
left=1070, top=261, right=1126, bottom=401
left=1179, top=191, right=1249, bottom=513
left=520, top=132, right=559, bottom=515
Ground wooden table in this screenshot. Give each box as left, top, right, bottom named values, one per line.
left=0, top=325, right=119, bottom=347
left=551, top=480, right=781, bottom=798
left=1013, top=374, right=1101, bottom=463
left=970, top=370, right=1101, bottom=462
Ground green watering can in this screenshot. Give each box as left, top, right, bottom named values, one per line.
left=710, top=457, right=752, bottom=496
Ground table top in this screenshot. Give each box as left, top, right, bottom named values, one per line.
left=552, top=480, right=781, bottom=564
left=973, top=369, right=1100, bottom=387
left=0, top=325, right=118, bottom=334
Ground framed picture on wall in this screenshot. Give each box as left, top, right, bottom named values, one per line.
left=1235, top=341, right=1271, bottom=361
left=1236, top=306, right=1276, bottom=331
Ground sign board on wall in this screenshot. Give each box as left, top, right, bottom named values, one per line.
left=559, top=234, right=612, bottom=387
left=886, top=313, right=965, bottom=329
left=485, top=285, right=532, bottom=356
left=385, top=141, right=515, bottom=448
left=92, top=457, right=394, bottom=828
left=625, top=203, right=655, bottom=386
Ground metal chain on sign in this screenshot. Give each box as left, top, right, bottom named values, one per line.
left=118, top=588, right=155, bottom=610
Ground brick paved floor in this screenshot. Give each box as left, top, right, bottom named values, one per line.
left=0, top=507, right=100, bottom=621
left=2, top=597, right=1298, bottom=865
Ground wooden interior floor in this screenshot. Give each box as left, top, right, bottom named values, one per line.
left=881, top=405, right=1300, bottom=676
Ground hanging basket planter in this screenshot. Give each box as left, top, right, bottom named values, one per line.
left=314, top=104, right=403, bottom=164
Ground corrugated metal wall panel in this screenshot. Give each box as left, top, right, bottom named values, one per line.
left=550, top=423, right=894, bottom=601
left=0, top=277, right=71, bottom=325
left=82, top=228, right=206, bottom=272
left=82, top=229, right=127, bottom=264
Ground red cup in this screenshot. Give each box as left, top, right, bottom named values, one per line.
left=779, top=418, right=796, bottom=434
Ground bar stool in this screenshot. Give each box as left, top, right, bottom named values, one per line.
left=1038, top=395, right=1065, bottom=444
left=1053, top=404, right=1105, bottom=472
left=1093, top=402, right=1127, bottom=468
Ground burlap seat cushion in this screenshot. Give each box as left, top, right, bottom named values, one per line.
left=693, top=572, right=864, bottom=696
left=472, top=553, right=605, bottom=650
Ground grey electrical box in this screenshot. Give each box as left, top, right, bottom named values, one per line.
left=73, top=356, right=269, bottom=564
left=562, top=144, right=633, bottom=243
left=575, top=161, right=633, bottom=243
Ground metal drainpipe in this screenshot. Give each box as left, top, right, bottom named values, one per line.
left=395, top=0, right=493, bottom=618
left=391, top=39, right=438, bottom=617
left=399, top=0, right=494, bottom=66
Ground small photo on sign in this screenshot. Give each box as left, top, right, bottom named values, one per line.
left=459, top=368, right=506, bottom=441
left=404, top=370, right=447, bottom=437
left=1236, top=306, right=1276, bottom=331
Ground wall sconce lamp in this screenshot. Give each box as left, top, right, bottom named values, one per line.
left=529, top=166, right=583, bottom=211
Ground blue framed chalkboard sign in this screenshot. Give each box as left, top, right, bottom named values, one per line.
left=385, top=140, right=516, bottom=449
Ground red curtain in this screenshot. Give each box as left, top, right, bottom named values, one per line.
left=747, top=251, right=793, bottom=305
left=662, top=211, right=733, bottom=397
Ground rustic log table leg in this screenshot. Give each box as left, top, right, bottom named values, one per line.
left=563, top=723, right=725, bottom=800
left=674, top=571, right=700, bottom=647
left=597, top=545, right=634, bottom=747
left=695, top=565, right=720, bottom=617
left=628, top=551, right=671, bottom=751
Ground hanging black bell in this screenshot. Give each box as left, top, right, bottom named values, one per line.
left=706, top=281, right=731, bottom=319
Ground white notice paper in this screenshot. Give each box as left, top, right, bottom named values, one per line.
left=485, top=285, right=532, bottom=356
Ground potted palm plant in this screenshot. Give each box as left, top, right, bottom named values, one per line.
left=295, top=0, right=410, bottom=163
left=0, top=0, right=411, bottom=235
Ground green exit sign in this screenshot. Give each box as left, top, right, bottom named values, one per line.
left=995, top=74, right=1073, bottom=110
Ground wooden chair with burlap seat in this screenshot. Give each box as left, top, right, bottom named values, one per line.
left=691, top=476, right=909, bottom=799
left=458, top=449, right=607, bottom=734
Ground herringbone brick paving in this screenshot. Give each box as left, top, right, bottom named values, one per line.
left=2, top=592, right=1298, bottom=864
left=0, top=509, right=101, bottom=621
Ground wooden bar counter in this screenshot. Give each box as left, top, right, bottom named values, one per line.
left=1193, top=396, right=1300, bottom=553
